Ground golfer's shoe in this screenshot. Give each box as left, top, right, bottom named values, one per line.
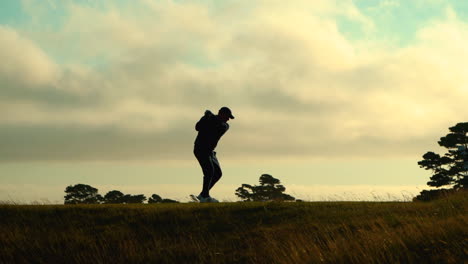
left=196, top=194, right=205, bottom=202
left=196, top=195, right=219, bottom=203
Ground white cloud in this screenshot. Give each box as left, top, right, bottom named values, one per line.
left=0, top=26, right=58, bottom=86
left=1, top=1, right=467, bottom=161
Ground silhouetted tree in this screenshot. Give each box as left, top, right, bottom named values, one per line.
left=103, top=190, right=125, bottom=204
left=412, top=188, right=457, bottom=202
left=148, top=194, right=163, bottom=203
left=103, top=190, right=147, bottom=204
left=236, top=184, right=255, bottom=201
left=415, top=122, right=467, bottom=201
left=64, top=184, right=103, bottom=204
left=121, top=194, right=147, bottom=204
left=148, top=194, right=179, bottom=203
left=418, top=122, right=468, bottom=189
left=235, top=174, right=295, bottom=202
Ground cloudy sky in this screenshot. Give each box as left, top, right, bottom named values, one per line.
left=1, top=0, right=467, bottom=203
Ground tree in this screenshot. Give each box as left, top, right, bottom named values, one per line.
left=235, top=174, right=295, bottom=202
left=148, top=194, right=162, bottom=203
left=103, top=190, right=147, bottom=204
left=418, top=122, right=468, bottom=190
left=121, top=194, right=147, bottom=204
left=148, top=194, right=179, bottom=203
left=412, top=188, right=456, bottom=202
left=103, top=190, right=125, bottom=204
left=64, top=184, right=103, bottom=204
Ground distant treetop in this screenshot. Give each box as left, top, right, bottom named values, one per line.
left=235, top=174, right=295, bottom=202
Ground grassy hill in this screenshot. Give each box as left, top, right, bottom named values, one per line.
left=0, top=192, right=466, bottom=264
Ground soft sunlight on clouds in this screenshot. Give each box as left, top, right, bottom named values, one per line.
left=0, top=26, right=58, bottom=86
left=1, top=0, right=467, bottom=162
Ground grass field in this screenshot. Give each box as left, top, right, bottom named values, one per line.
left=0, top=192, right=466, bottom=264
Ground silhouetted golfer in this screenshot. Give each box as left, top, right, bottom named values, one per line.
left=193, top=107, right=234, bottom=203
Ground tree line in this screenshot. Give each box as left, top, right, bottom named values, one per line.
left=63, top=122, right=466, bottom=204
left=64, top=174, right=296, bottom=204
left=64, top=184, right=179, bottom=204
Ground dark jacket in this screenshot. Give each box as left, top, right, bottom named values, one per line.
left=194, top=110, right=229, bottom=151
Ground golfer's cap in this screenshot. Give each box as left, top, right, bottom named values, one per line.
left=219, top=106, right=235, bottom=119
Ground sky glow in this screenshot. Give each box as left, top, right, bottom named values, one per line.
left=1, top=0, right=467, bottom=202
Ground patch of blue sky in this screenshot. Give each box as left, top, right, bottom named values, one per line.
left=10, top=0, right=215, bottom=69
left=0, top=1, right=119, bottom=68
left=0, top=0, right=29, bottom=26
left=338, top=0, right=467, bottom=46
left=335, top=15, right=369, bottom=42
left=449, top=1, right=468, bottom=20
left=17, top=1, right=70, bottom=31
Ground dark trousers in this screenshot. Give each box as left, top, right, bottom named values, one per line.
left=194, top=148, right=222, bottom=197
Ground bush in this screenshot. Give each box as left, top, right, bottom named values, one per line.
left=413, top=188, right=458, bottom=202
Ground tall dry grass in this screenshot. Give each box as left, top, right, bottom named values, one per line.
left=0, top=191, right=466, bottom=264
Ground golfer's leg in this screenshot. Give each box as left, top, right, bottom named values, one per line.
left=195, top=151, right=215, bottom=197
left=208, top=152, right=222, bottom=190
